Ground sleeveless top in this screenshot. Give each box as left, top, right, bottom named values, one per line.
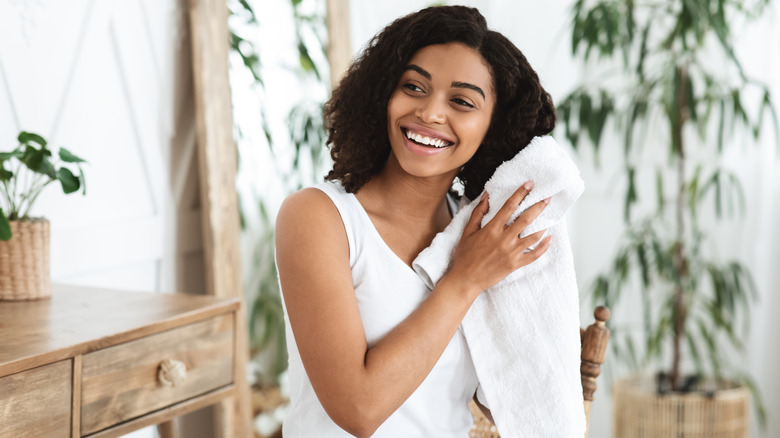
left=281, top=180, right=480, bottom=437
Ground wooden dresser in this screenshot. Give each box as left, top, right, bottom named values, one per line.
left=0, top=284, right=240, bottom=438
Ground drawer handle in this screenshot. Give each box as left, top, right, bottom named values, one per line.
left=158, top=358, right=188, bottom=387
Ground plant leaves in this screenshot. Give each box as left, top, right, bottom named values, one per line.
left=0, top=149, right=24, bottom=161
left=624, top=166, right=637, bottom=222
left=78, top=166, right=87, bottom=195
left=59, top=147, right=87, bottom=163
left=0, top=161, right=12, bottom=181
left=57, top=167, right=80, bottom=194
left=18, top=131, right=47, bottom=147
left=21, top=145, right=56, bottom=178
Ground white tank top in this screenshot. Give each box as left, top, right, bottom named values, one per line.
left=281, top=180, right=479, bottom=437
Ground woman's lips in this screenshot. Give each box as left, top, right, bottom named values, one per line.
left=401, top=124, right=456, bottom=144
left=401, top=128, right=453, bottom=156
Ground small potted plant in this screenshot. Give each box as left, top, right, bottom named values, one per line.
left=0, top=131, right=87, bottom=301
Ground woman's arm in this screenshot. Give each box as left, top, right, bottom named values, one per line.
left=276, top=185, right=549, bottom=438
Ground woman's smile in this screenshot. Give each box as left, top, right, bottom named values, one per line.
left=400, top=124, right=455, bottom=156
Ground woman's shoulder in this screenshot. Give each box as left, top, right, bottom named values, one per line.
left=278, top=186, right=339, bottom=225
left=275, top=185, right=352, bottom=294
left=276, top=184, right=349, bottom=249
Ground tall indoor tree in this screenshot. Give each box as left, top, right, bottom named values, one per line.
left=558, top=0, right=777, bottom=421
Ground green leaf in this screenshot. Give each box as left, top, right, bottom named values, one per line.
left=59, top=147, right=87, bottom=163
left=57, top=167, right=80, bottom=194
left=21, top=145, right=56, bottom=178
left=697, top=318, right=721, bottom=377
left=737, top=374, right=767, bottom=428
left=685, top=331, right=704, bottom=374
left=636, top=242, right=650, bottom=288
left=717, top=99, right=726, bottom=153
left=0, top=208, right=10, bottom=241
left=237, top=0, right=257, bottom=22
left=655, top=168, right=664, bottom=216
left=297, top=41, right=319, bottom=80
left=78, top=166, right=87, bottom=195
left=0, top=149, right=24, bottom=161
left=624, top=166, right=637, bottom=222
left=592, top=275, right=610, bottom=305
left=0, top=161, right=12, bottom=181
left=688, top=164, right=702, bottom=220
left=727, top=171, right=746, bottom=217
left=18, top=131, right=47, bottom=147
left=685, top=69, right=697, bottom=122
left=715, top=172, right=722, bottom=217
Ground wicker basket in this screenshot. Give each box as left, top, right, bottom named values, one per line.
left=0, top=219, right=52, bottom=300
left=613, top=375, right=749, bottom=438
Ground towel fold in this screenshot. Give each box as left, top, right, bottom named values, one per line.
left=412, top=136, right=586, bottom=437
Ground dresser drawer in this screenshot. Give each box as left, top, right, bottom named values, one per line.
left=0, top=360, right=72, bottom=438
left=80, top=313, right=234, bottom=435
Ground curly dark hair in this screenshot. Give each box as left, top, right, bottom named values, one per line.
left=324, top=5, right=555, bottom=200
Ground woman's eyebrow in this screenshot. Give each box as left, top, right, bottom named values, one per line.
left=404, top=64, right=431, bottom=79
left=451, top=82, right=485, bottom=100
left=403, top=64, right=486, bottom=100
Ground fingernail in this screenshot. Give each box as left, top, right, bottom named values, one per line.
left=481, top=192, right=488, bottom=202
left=543, top=197, right=551, bottom=204
left=524, top=180, right=534, bottom=190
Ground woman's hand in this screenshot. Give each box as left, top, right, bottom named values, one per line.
left=445, top=181, right=551, bottom=296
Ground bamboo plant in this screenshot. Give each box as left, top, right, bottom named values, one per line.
left=558, top=0, right=777, bottom=410
left=0, top=132, right=86, bottom=241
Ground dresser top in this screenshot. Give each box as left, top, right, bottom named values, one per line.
left=0, top=284, right=240, bottom=377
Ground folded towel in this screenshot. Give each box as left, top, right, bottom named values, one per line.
left=412, top=135, right=585, bottom=437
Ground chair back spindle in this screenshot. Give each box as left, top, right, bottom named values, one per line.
left=580, top=306, right=610, bottom=437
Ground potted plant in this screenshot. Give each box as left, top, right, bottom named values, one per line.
left=0, top=131, right=86, bottom=301
left=558, top=0, right=776, bottom=435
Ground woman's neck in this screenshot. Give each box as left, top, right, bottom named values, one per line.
left=357, top=154, right=457, bottom=224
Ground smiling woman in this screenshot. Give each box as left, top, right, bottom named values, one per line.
left=274, top=5, right=556, bottom=437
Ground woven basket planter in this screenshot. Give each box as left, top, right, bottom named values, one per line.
left=613, top=375, right=749, bottom=438
left=0, top=219, right=52, bottom=301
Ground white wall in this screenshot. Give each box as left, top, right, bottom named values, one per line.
left=0, top=0, right=206, bottom=437
left=349, top=2, right=780, bottom=437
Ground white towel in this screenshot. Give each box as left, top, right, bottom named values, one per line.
left=412, top=136, right=586, bottom=437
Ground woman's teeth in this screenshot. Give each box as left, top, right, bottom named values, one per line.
left=404, top=129, right=452, bottom=148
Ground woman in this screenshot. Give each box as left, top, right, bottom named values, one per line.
left=276, top=6, right=556, bottom=437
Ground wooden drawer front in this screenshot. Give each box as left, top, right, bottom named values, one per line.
left=0, top=360, right=72, bottom=438
left=80, top=313, right=234, bottom=435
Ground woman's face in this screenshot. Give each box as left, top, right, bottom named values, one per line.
left=386, top=42, right=495, bottom=180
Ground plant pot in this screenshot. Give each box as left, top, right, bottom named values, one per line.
left=0, top=218, right=52, bottom=301
left=613, top=375, right=749, bottom=438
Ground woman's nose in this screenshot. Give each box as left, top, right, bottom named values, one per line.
left=415, top=97, right=446, bottom=124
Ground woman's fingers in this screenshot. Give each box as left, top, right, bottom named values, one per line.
left=463, top=192, right=489, bottom=237
left=490, top=181, right=534, bottom=229
left=507, top=197, right=550, bottom=236
left=517, top=229, right=547, bottom=252
left=518, top=235, right=552, bottom=264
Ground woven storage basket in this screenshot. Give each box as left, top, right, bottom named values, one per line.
left=614, top=375, right=749, bottom=438
left=0, top=219, right=52, bottom=300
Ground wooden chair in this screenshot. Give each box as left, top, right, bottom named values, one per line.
left=468, top=306, right=610, bottom=438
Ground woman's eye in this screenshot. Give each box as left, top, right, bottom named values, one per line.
left=452, top=98, right=475, bottom=108
left=403, top=83, right=424, bottom=93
